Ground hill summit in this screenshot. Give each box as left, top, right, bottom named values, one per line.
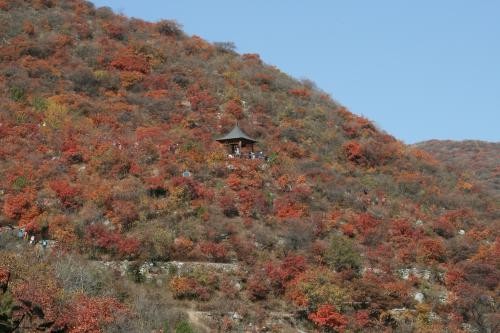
left=0, top=1, right=498, bottom=332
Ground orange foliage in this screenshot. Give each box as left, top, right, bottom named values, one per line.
left=343, top=140, right=363, bottom=164
left=289, top=88, right=311, bottom=99
left=308, top=304, right=348, bottom=331
left=274, top=199, right=305, bottom=219
left=3, top=189, right=39, bottom=227
left=110, top=53, right=149, bottom=73
left=224, top=99, right=244, bottom=119
left=59, top=294, right=127, bottom=333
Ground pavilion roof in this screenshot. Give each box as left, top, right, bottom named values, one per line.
left=216, top=124, right=257, bottom=143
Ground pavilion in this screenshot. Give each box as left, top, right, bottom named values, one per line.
left=216, top=124, right=258, bottom=158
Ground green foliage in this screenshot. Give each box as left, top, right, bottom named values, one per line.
left=32, top=96, right=48, bottom=112
left=0, top=291, right=15, bottom=332
left=12, top=176, right=28, bottom=191
left=9, top=86, right=25, bottom=102
left=175, top=320, right=194, bottom=333
left=325, top=234, right=362, bottom=272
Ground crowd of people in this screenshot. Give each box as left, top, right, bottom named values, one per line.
left=12, top=227, right=49, bottom=249
left=228, top=148, right=267, bottom=160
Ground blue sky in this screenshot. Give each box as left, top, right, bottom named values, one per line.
left=92, top=1, right=499, bottom=143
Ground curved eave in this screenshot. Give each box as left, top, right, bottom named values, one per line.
left=215, top=125, right=257, bottom=143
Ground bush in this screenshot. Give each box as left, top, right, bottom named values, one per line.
left=325, top=234, right=362, bottom=272
left=69, top=68, right=99, bottom=95
left=175, top=320, right=194, bottom=333
left=157, top=20, right=183, bottom=37
left=9, top=86, right=25, bottom=102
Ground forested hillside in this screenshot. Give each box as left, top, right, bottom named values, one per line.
left=0, top=1, right=498, bottom=332
left=416, top=140, right=499, bottom=200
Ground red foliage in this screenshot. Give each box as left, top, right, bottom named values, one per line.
left=219, top=194, right=238, bottom=217
left=49, top=180, right=81, bottom=208
left=3, top=190, right=35, bottom=220
left=225, top=99, right=244, bottom=119
left=353, top=310, right=372, bottom=329
left=186, top=85, right=217, bottom=112
left=198, top=241, right=228, bottom=262
left=109, top=200, right=138, bottom=230
left=23, top=20, right=35, bottom=36
left=432, top=217, right=456, bottom=238
left=173, top=236, right=194, bottom=257
left=417, top=237, right=446, bottom=263
left=103, top=22, right=125, bottom=40
left=169, top=276, right=209, bottom=300
left=85, top=224, right=140, bottom=258
left=242, top=53, right=262, bottom=64
left=289, top=88, right=311, bottom=99
left=308, top=304, right=348, bottom=332
left=0, top=267, right=9, bottom=291
left=247, top=270, right=271, bottom=300
left=59, top=294, right=127, bottom=333
left=13, top=279, right=61, bottom=323
left=274, top=199, right=305, bottom=219
left=110, top=53, right=149, bottom=73
left=343, top=140, right=364, bottom=164
left=265, top=254, right=307, bottom=293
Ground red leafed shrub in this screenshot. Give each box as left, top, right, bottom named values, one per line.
left=169, top=277, right=209, bottom=300
left=173, top=236, right=194, bottom=257
left=351, top=213, right=380, bottom=241
left=23, top=20, right=35, bottom=36
left=110, top=53, right=149, bottom=73
left=242, top=53, right=262, bottom=64
left=170, top=276, right=197, bottom=298
left=219, top=194, right=239, bottom=217
left=198, top=241, right=228, bottom=262
left=343, top=140, right=364, bottom=164
left=171, top=176, right=209, bottom=200
left=247, top=270, right=271, bottom=300
left=308, top=304, right=348, bottom=332
left=417, top=237, right=446, bottom=263
left=58, top=294, right=127, bottom=333
left=224, top=99, right=244, bottom=119
left=3, top=190, right=35, bottom=220
left=103, top=22, right=125, bottom=40
left=432, top=217, right=456, bottom=238
left=390, top=219, right=421, bottom=243
left=342, top=117, right=375, bottom=138
left=85, top=224, right=140, bottom=258
left=289, top=88, right=311, bottom=99
left=226, top=173, right=242, bottom=191
left=353, top=310, right=372, bottom=330
left=49, top=180, right=80, bottom=208
left=0, top=267, right=9, bottom=292
left=444, top=268, right=465, bottom=290
left=110, top=200, right=138, bottom=230
left=265, top=254, right=307, bottom=293
left=13, top=279, right=61, bottom=323
left=116, top=237, right=140, bottom=257
left=186, top=85, right=217, bottom=112
left=341, top=223, right=355, bottom=238
left=274, top=199, right=305, bottom=219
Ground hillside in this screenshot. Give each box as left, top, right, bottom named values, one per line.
left=0, top=1, right=498, bottom=332
left=415, top=140, right=500, bottom=200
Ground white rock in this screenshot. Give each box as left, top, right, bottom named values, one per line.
left=458, top=229, right=465, bottom=235
left=414, top=292, right=424, bottom=303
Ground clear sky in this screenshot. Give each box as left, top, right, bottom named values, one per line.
left=91, top=1, right=499, bottom=144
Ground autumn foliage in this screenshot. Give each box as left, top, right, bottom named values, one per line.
left=0, top=1, right=497, bottom=332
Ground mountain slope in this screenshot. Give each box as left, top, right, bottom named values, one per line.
left=0, top=1, right=498, bottom=332
left=415, top=140, right=500, bottom=200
